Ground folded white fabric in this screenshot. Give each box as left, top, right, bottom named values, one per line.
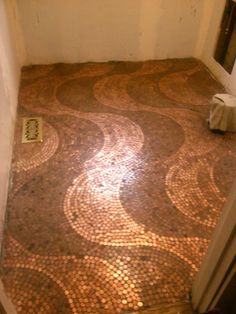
left=209, top=94, right=236, bottom=132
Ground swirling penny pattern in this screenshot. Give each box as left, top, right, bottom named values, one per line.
left=14, top=120, right=59, bottom=173
left=1, top=59, right=236, bottom=314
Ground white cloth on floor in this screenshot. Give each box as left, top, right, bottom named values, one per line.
left=209, top=94, right=236, bottom=132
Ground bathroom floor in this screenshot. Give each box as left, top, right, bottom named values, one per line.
left=1, top=59, right=236, bottom=314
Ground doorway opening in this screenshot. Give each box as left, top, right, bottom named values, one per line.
left=214, top=0, right=236, bottom=73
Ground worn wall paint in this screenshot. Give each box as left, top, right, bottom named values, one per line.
left=0, top=0, right=23, bottom=243
left=16, top=0, right=205, bottom=64
left=196, top=0, right=236, bottom=95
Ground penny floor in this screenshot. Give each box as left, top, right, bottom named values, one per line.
left=1, top=58, right=236, bottom=314
left=127, top=301, right=194, bottom=314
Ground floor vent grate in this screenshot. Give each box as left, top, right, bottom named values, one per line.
left=21, top=117, right=43, bottom=143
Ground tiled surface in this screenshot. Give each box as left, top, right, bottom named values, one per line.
left=1, top=59, right=236, bottom=314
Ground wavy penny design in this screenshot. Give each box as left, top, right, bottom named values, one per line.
left=63, top=112, right=208, bottom=271
left=158, top=66, right=224, bottom=106
left=3, top=237, right=142, bottom=314
left=92, top=66, right=229, bottom=228
left=14, top=121, right=59, bottom=173
left=1, top=59, right=236, bottom=314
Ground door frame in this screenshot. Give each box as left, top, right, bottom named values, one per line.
left=191, top=180, right=236, bottom=313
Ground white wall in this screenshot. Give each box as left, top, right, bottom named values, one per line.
left=16, top=0, right=205, bottom=64
left=15, top=0, right=236, bottom=94
left=195, top=0, right=236, bottom=95
left=0, top=0, right=24, bottom=243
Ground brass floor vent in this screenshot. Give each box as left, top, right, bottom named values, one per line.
left=22, top=117, right=43, bottom=143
